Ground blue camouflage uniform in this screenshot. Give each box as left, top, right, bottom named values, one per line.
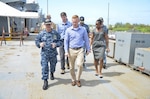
left=35, top=29, right=62, bottom=80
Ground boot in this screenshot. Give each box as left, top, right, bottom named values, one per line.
left=50, top=72, right=54, bottom=80
left=43, top=79, right=48, bottom=90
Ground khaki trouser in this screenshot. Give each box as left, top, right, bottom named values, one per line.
left=68, top=48, right=84, bottom=81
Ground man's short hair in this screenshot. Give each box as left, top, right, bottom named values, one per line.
left=72, top=15, right=79, bottom=19
left=60, top=12, right=67, bottom=16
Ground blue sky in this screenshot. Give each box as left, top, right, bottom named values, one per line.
left=28, top=0, right=150, bottom=25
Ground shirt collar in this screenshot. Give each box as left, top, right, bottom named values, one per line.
left=62, top=21, right=68, bottom=25
left=71, top=25, right=81, bottom=30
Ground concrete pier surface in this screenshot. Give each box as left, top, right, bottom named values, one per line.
left=0, top=41, right=150, bottom=99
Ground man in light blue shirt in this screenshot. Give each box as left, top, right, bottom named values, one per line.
left=64, top=15, right=90, bottom=87
left=57, top=12, right=72, bottom=74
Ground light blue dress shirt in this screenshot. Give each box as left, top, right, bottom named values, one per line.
left=57, top=21, right=72, bottom=40
left=64, top=25, right=90, bottom=53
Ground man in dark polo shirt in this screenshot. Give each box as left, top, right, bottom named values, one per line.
left=79, top=16, right=90, bottom=68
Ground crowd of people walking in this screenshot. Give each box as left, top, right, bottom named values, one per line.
left=35, top=12, right=109, bottom=90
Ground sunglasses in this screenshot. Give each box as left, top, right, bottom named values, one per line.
left=46, top=24, right=51, bottom=26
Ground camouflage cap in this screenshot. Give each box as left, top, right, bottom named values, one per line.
left=44, top=19, right=51, bottom=24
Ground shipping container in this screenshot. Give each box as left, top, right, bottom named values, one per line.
left=134, top=48, right=150, bottom=72
left=114, top=32, right=150, bottom=64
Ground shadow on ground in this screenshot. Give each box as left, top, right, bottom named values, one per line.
left=48, top=77, right=111, bottom=88
left=103, top=72, right=124, bottom=77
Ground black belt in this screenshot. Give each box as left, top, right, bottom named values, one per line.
left=71, top=47, right=82, bottom=50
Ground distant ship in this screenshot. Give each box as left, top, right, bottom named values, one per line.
left=24, top=3, right=39, bottom=12
left=0, top=0, right=44, bottom=37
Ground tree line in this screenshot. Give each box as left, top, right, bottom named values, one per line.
left=108, top=23, right=150, bottom=33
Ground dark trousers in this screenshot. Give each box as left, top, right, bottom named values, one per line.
left=59, top=43, right=69, bottom=70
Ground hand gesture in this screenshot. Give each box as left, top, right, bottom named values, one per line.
left=86, top=50, right=91, bottom=55
left=40, top=42, right=45, bottom=48
left=51, top=43, right=56, bottom=48
left=106, top=48, right=110, bottom=53
left=65, top=53, right=69, bottom=57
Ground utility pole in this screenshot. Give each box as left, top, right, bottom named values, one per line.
left=47, top=0, right=48, bottom=15
left=107, top=2, right=109, bottom=28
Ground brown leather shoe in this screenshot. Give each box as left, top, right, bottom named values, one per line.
left=76, top=81, right=81, bottom=87
left=71, top=81, right=76, bottom=86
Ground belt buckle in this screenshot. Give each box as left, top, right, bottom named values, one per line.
left=74, top=48, right=78, bottom=50
left=73, top=47, right=81, bottom=50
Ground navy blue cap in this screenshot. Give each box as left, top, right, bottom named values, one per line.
left=80, top=16, right=84, bottom=21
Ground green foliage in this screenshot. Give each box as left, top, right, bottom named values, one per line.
left=113, top=27, right=129, bottom=31
left=110, top=23, right=150, bottom=33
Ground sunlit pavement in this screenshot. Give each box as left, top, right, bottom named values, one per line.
left=0, top=41, right=150, bottom=99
